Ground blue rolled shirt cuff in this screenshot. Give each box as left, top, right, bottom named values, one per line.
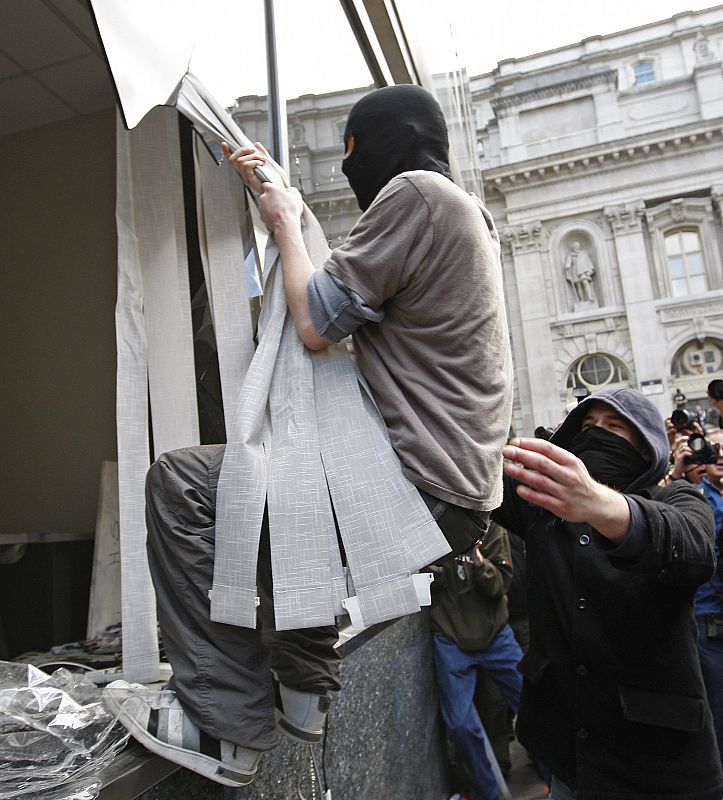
left=306, top=268, right=384, bottom=342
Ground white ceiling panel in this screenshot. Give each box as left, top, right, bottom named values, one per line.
left=0, top=74, right=76, bottom=137
left=35, top=54, right=114, bottom=115
left=0, top=0, right=90, bottom=70
left=46, top=0, right=104, bottom=48
left=0, top=49, right=23, bottom=79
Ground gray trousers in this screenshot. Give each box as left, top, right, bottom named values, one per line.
left=145, top=444, right=341, bottom=751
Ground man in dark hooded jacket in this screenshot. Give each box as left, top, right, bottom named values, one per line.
left=495, top=387, right=723, bottom=800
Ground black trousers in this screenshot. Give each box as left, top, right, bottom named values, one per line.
left=145, top=444, right=340, bottom=751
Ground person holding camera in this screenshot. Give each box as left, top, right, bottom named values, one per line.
left=427, top=521, right=524, bottom=800
left=495, top=388, right=722, bottom=800
left=665, top=420, right=707, bottom=485
left=695, top=429, right=723, bottom=767
left=708, top=379, right=723, bottom=429
left=664, top=415, right=723, bottom=768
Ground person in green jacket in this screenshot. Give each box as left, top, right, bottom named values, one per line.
left=429, top=521, right=523, bottom=800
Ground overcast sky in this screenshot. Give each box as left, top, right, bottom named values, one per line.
left=190, top=0, right=721, bottom=105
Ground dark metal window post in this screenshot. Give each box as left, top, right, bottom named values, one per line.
left=264, top=0, right=289, bottom=172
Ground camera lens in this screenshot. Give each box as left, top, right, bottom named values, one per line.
left=688, top=433, right=705, bottom=452
left=671, top=408, right=692, bottom=428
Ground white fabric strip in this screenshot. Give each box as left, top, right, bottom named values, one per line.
left=266, top=310, right=340, bottom=629
left=210, top=255, right=285, bottom=627
left=313, top=344, right=450, bottom=627
left=114, top=110, right=159, bottom=683
left=115, top=107, right=200, bottom=682
left=139, top=108, right=199, bottom=459
left=193, top=138, right=255, bottom=404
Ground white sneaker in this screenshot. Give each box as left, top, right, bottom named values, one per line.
left=103, top=680, right=261, bottom=787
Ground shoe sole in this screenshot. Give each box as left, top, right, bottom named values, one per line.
left=104, top=692, right=256, bottom=787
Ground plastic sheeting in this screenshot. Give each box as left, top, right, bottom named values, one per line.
left=0, top=662, right=129, bottom=800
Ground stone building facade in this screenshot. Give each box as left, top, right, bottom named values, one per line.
left=472, top=5, right=723, bottom=433
left=231, top=5, right=723, bottom=435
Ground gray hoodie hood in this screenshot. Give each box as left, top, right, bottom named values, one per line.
left=551, top=388, right=669, bottom=493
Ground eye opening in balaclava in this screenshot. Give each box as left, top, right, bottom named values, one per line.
left=341, top=84, right=453, bottom=212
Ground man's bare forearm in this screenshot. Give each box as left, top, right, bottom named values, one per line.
left=273, top=220, right=332, bottom=351
left=585, top=484, right=631, bottom=543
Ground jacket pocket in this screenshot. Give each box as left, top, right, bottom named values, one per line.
left=618, top=684, right=706, bottom=732
left=517, top=650, right=551, bottom=685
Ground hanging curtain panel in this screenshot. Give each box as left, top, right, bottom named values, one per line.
left=115, top=107, right=199, bottom=682
left=192, top=137, right=256, bottom=406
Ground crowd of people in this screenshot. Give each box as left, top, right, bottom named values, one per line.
left=105, top=85, right=723, bottom=800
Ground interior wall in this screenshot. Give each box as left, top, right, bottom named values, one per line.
left=0, top=109, right=117, bottom=534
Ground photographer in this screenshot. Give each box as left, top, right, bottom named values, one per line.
left=664, top=416, right=723, bottom=768
left=708, top=379, right=723, bottom=429
left=664, top=419, right=707, bottom=485
left=695, top=429, right=723, bottom=767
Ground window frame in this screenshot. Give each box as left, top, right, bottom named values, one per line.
left=625, top=53, right=661, bottom=90
left=566, top=353, right=632, bottom=394
left=632, top=59, right=656, bottom=86
left=644, top=198, right=722, bottom=300
left=664, top=228, right=708, bottom=298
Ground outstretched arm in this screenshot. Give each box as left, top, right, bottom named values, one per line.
left=222, top=142, right=332, bottom=351
left=502, top=437, right=631, bottom=543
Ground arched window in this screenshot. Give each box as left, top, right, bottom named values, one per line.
left=566, top=354, right=632, bottom=398
left=633, top=60, right=656, bottom=85
left=664, top=229, right=708, bottom=297
left=671, top=339, right=723, bottom=380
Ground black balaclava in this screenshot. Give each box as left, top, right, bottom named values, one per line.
left=341, top=84, right=453, bottom=212
left=569, top=426, right=649, bottom=492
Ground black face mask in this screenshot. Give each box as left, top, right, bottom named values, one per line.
left=570, top=426, right=649, bottom=491
left=341, top=85, right=453, bottom=212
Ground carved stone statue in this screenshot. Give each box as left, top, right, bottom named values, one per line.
left=564, top=241, right=598, bottom=306
left=694, top=31, right=714, bottom=64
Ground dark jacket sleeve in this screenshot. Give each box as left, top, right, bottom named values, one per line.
left=492, top=474, right=533, bottom=540
left=608, top=480, right=716, bottom=589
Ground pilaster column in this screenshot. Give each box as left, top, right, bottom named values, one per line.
left=497, top=110, right=527, bottom=163
left=603, top=201, right=668, bottom=416
left=592, top=84, right=624, bottom=142
left=502, top=221, right=561, bottom=431
left=693, top=33, right=723, bottom=120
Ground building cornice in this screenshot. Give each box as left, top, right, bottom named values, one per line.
left=483, top=119, right=723, bottom=193
left=470, top=15, right=723, bottom=90
left=490, top=70, right=618, bottom=112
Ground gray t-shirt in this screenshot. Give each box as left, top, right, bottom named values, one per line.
left=316, top=170, right=512, bottom=511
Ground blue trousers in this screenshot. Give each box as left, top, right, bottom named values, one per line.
left=433, top=625, right=523, bottom=800
left=698, top=617, right=723, bottom=768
